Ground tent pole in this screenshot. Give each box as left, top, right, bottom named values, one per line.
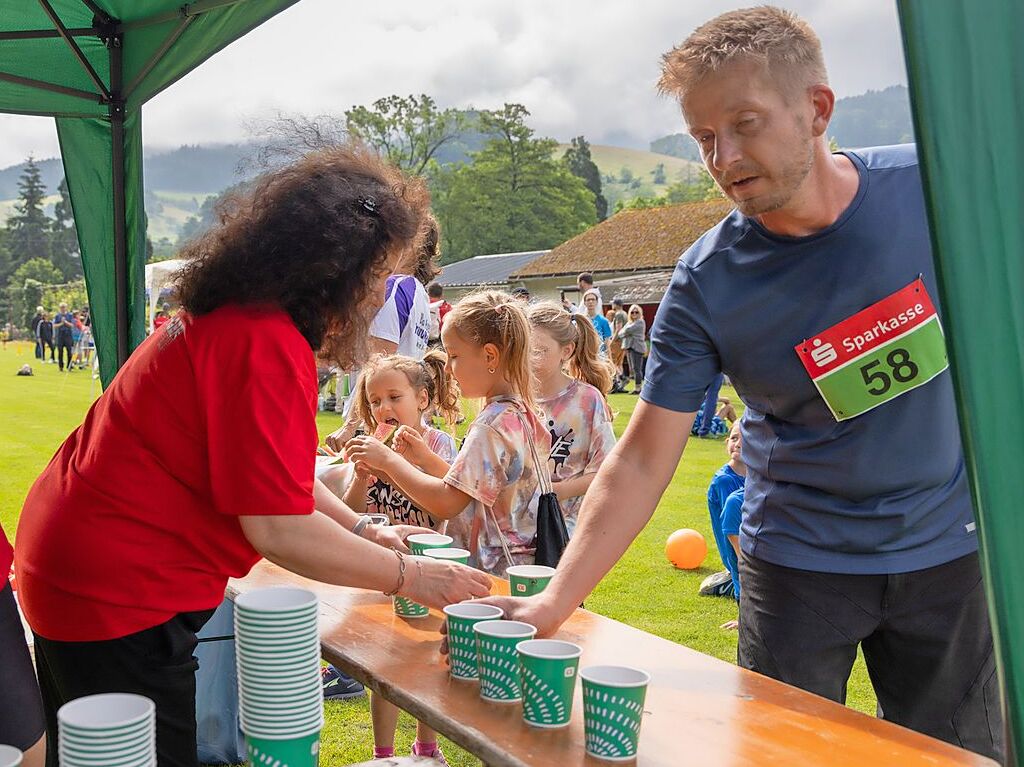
left=0, top=71, right=100, bottom=102
left=107, top=32, right=129, bottom=368
left=0, top=28, right=97, bottom=40
left=36, top=0, right=111, bottom=100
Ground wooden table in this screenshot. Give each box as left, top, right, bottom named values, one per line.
left=229, top=561, right=996, bottom=767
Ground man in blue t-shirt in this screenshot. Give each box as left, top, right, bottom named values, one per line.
left=484, top=8, right=1001, bottom=761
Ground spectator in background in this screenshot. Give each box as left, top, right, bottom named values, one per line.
left=37, top=312, right=55, bottom=364
left=53, top=302, right=75, bottom=372
left=576, top=272, right=603, bottom=316
left=426, top=281, right=451, bottom=345
left=511, top=286, right=531, bottom=303
left=582, top=289, right=611, bottom=358
left=696, top=373, right=726, bottom=438
left=31, top=306, right=45, bottom=359
left=153, top=303, right=172, bottom=332
left=617, top=304, right=646, bottom=394
left=609, top=298, right=629, bottom=392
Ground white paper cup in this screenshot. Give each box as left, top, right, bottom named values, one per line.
left=235, top=587, right=318, bottom=614
left=58, top=694, right=154, bottom=732
left=0, top=746, right=22, bottom=767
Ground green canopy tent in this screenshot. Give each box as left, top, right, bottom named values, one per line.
left=0, top=0, right=298, bottom=385
left=899, top=2, right=1024, bottom=763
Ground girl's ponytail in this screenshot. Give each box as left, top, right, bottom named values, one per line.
left=567, top=312, right=614, bottom=395
left=421, top=347, right=463, bottom=426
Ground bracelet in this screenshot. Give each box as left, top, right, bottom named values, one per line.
left=383, top=548, right=406, bottom=596
left=351, top=516, right=370, bottom=537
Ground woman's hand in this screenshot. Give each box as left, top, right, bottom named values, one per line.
left=345, top=435, right=398, bottom=474
left=366, top=523, right=434, bottom=554
left=392, top=425, right=430, bottom=464
left=403, top=557, right=493, bottom=610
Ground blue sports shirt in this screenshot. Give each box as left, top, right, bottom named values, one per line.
left=720, top=487, right=745, bottom=598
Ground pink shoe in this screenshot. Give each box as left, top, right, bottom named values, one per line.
left=411, top=740, right=448, bottom=766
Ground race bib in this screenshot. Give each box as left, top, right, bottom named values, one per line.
left=795, top=278, right=949, bottom=421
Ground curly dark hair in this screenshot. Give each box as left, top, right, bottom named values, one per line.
left=174, top=144, right=430, bottom=367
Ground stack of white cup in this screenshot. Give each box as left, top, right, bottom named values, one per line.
left=57, top=693, right=155, bottom=767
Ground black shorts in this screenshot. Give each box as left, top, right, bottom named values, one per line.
left=0, top=582, right=46, bottom=750
left=34, top=607, right=215, bottom=767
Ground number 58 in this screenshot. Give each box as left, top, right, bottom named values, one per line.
left=860, top=348, right=919, bottom=396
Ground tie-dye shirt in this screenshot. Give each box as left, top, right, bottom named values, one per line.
left=538, top=380, right=616, bottom=534
left=366, top=427, right=457, bottom=530
left=444, top=397, right=550, bottom=575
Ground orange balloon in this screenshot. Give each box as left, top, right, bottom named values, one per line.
left=665, top=528, right=707, bottom=569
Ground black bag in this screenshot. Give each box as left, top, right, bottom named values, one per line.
left=491, top=403, right=569, bottom=569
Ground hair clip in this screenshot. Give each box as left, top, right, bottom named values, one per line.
left=357, top=195, right=378, bottom=214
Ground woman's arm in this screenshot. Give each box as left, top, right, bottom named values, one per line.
left=239, top=511, right=491, bottom=608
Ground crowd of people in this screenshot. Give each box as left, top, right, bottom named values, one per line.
left=28, top=304, right=94, bottom=373
left=0, top=6, right=1005, bottom=767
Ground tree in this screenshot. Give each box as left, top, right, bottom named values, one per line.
left=6, top=257, right=61, bottom=328
left=346, top=95, right=470, bottom=175
left=5, top=157, right=51, bottom=280
left=433, top=104, right=596, bottom=263
left=562, top=136, right=608, bottom=221
left=651, top=163, right=667, bottom=185
left=50, top=178, right=82, bottom=280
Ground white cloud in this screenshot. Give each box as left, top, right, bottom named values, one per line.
left=0, top=0, right=907, bottom=169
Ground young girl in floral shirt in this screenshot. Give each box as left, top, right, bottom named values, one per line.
left=528, top=302, right=617, bottom=534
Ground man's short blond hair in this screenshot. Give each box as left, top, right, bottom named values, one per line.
left=658, top=6, right=827, bottom=101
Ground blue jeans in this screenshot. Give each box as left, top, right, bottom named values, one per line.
left=698, top=373, right=724, bottom=435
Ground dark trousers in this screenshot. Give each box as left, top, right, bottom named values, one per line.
left=738, top=551, right=1004, bottom=762
left=0, top=583, right=45, bottom=750
left=35, top=608, right=215, bottom=767
left=55, top=333, right=73, bottom=370
left=39, top=338, right=54, bottom=361
left=627, top=349, right=645, bottom=388
left=698, top=373, right=724, bottom=435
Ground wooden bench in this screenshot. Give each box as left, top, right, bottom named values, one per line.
left=229, top=561, right=996, bottom=767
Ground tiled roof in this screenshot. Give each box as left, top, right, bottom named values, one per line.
left=437, top=250, right=548, bottom=287
left=596, top=271, right=675, bottom=305
left=510, top=199, right=734, bottom=278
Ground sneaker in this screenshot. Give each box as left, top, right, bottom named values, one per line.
left=411, top=740, right=449, bottom=766
left=321, top=665, right=365, bottom=700
left=699, top=570, right=735, bottom=598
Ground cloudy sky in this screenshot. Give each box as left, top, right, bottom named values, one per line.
left=0, top=0, right=908, bottom=169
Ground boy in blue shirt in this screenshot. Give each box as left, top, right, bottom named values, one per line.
left=700, top=421, right=744, bottom=598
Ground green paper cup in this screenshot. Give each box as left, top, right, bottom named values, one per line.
left=393, top=594, right=430, bottom=618
left=424, top=547, right=471, bottom=565
left=473, top=620, right=537, bottom=702
left=442, top=603, right=504, bottom=680
left=507, top=565, right=556, bottom=596
left=58, top=694, right=154, bottom=732
left=408, top=533, right=453, bottom=555
left=581, top=665, right=650, bottom=762
left=245, top=732, right=320, bottom=767
left=0, top=746, right=21, bottom=767
left=235, top=587, right=318, bottom=614
left=517, top=639, right=582, bottom=728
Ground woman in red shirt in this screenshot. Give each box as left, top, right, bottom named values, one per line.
left=14, top=144, right=490, bottom=767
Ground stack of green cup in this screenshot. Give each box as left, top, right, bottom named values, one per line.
left=473, top=620, right=537, bottom=703
left=507, top=565, right=556, bottom=596
left=234, top=587, right=323, bottom=767
left=581, top=665, right=650, bottom=762
left=57, top=693, right=155, bottom=767
left=396, top=533, right=454, bottom=618
left=517, top=639, right=583, bottom=728
left=442, top=603, right=503, bottom=680
left=0, top=746, right=20, bottom=767
left=424, top=547, right=471, bottom=565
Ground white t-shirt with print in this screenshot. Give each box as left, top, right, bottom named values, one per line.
left=370, top=275, right=431, bottom=359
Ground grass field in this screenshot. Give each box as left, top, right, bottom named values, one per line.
left=0, top=341, right=876, bottom=764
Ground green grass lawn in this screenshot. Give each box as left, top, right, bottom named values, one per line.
left=1, top=341, right=875, bottom=765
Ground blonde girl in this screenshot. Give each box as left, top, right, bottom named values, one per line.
left=527, top=302, right=617, bottom=534
left=347, top=290, right=550, bottom=576
left=341, top=349, right=460, bottom=762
